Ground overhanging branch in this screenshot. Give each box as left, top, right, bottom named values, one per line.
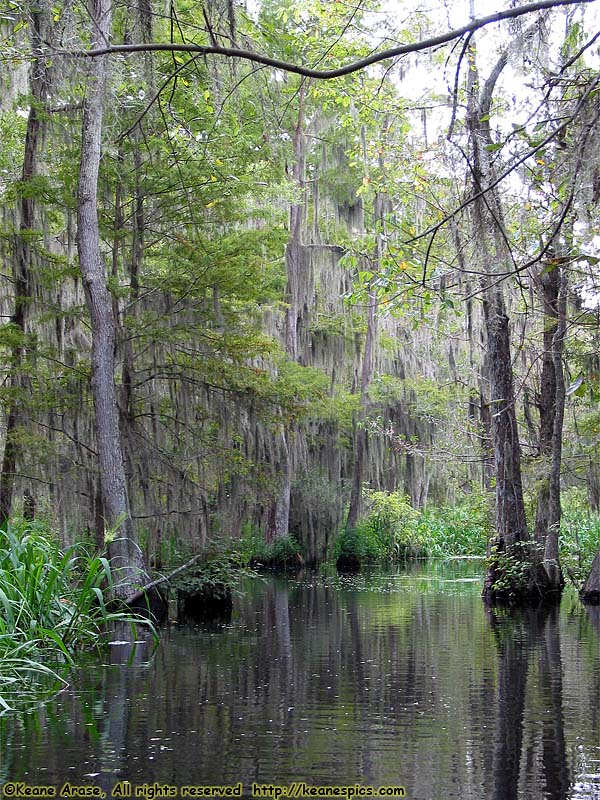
left=57, top=0, right=595, bottom=79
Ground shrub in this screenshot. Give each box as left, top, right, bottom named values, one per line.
left=172, top=546, right=256, bottom=600
left=334, top=490, right=492, bottom=566
left=239, top=526, right=303, bottom=568
left=335, top=491, right=425, bottom=566
left=335, top=522, right=381, bottom=565
left=485, top=540, right=537, bottom=602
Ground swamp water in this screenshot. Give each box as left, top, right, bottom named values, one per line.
left=0, top=560, right=598, bottom=800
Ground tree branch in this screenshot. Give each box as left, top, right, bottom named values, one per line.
left=57, top=0, right=594, bottom=79
left=123, top=552, right=204, bottom=605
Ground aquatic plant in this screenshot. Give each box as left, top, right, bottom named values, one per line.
left=0, top=519, right=150, bottom=713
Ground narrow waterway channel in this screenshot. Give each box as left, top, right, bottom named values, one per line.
left=1, top=561, right=598, bottom=800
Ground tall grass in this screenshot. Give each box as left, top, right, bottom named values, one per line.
left=416, top=499, right=490, bottom=557
left=0, top=519, right=149, bottom=713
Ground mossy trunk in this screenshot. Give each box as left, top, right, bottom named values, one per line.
left=464, top=41, right=553, bottom=604
left=533, top=251, right=568, bottom=592
left=76, top=0, right=148, bottom=598
left=0, top=6, right=48, bottom=524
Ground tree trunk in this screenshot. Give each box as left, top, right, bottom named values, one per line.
left=346, top=285, right=377, bottom=531
left=0, top=6, right=48, bottom=525
left=77, top=0, right=147, bottom=597
left=283, top=83, right=306, bottom=363
left=543, top=258, right=567, bottom=588
left=273, top=430, right=292, bottom=540
left=463, top=42, right=542, bottom=602
left=483, top=292, right=529, bottom=546
left=346, top=128, right=386, bottom=532
left=581, top=546, right=600, bottom=604
left=267, top=83, right=307, bottom=542
left=119, top=139, right=144, bottom=537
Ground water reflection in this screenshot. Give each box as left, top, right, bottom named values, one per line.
left=1, top=563, right=598, bottom=800
left=487, top=605, right=571, bottom=800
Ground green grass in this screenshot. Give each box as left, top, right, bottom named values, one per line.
left=0, top=519, right=151, bottom=714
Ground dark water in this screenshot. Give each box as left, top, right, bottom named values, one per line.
left=1, top=561, right=599, bottom=800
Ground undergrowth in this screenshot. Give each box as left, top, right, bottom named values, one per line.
left=171, top=545, right=258, bottom=599
left=335, top=490, right=490, bottom=566
left=0, top=519, right=150, bottom=714
left=559, top=488, right=600, bottom=588
left=239, top=528, right=303, bottom=568
left=333, top=486, right=599, bottom=589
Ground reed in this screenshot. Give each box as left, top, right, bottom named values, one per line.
left=0, top=519, right=149, bottom=713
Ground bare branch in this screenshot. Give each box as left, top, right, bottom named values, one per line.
left=123, top=552, right=204, bottom=606
left=405, top=69, right=600, bottom=247
left=56, top=0, right=595, bottom=79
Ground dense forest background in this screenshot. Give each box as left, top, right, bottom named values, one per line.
left=2, top=0, right=600, bottom=602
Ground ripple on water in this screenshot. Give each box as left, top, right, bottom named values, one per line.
left=1, top=562, right=598, bottom=800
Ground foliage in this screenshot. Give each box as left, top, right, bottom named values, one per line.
left=336, top=491, right=425, bottom=564
left=2, top=0, right=600, bottom=599
left=559, top=488, right=600, bottom=588
left=171, top=545, right=257, bottom=599
left=335, top=524, right=381, bottom=564
left=416, top=494, right=492, bottom=557
left=239, top=528, right=303, bottom=568
left=0, top=110, right=26, bottom=194
left=335, top=489, right=491, bottom=566
left=0, top=519, right=150, bottom=713
left=485, top=541, right=538, bottom=602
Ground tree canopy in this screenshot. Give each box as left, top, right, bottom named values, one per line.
left=1, top=0, right=600, bottom=602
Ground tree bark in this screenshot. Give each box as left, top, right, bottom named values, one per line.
left=283, top=83, right=306, bottom=363
left=466, top=49, right=528, bottom=545
left=267, top=82, right=307, bottom=542
left=0, top=6, right=48, bottom=525
left=483, top=294, right=529, bottom=546
left=346, top=285, right=377, bottom=531
left=273, top=429, right=292, bottom=540
left=543, top=258, right=567, bottom=587
left=119, top=138, right=146, bottom=540
left=464, top=42, right=542, bottom=602
left=77, top=0, right=147, bottom=597
left=533, top=264, right=559, bottom=550
left=346, top=126, right=386, bottom=532
left=581, top=545, right=600, bottom=604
